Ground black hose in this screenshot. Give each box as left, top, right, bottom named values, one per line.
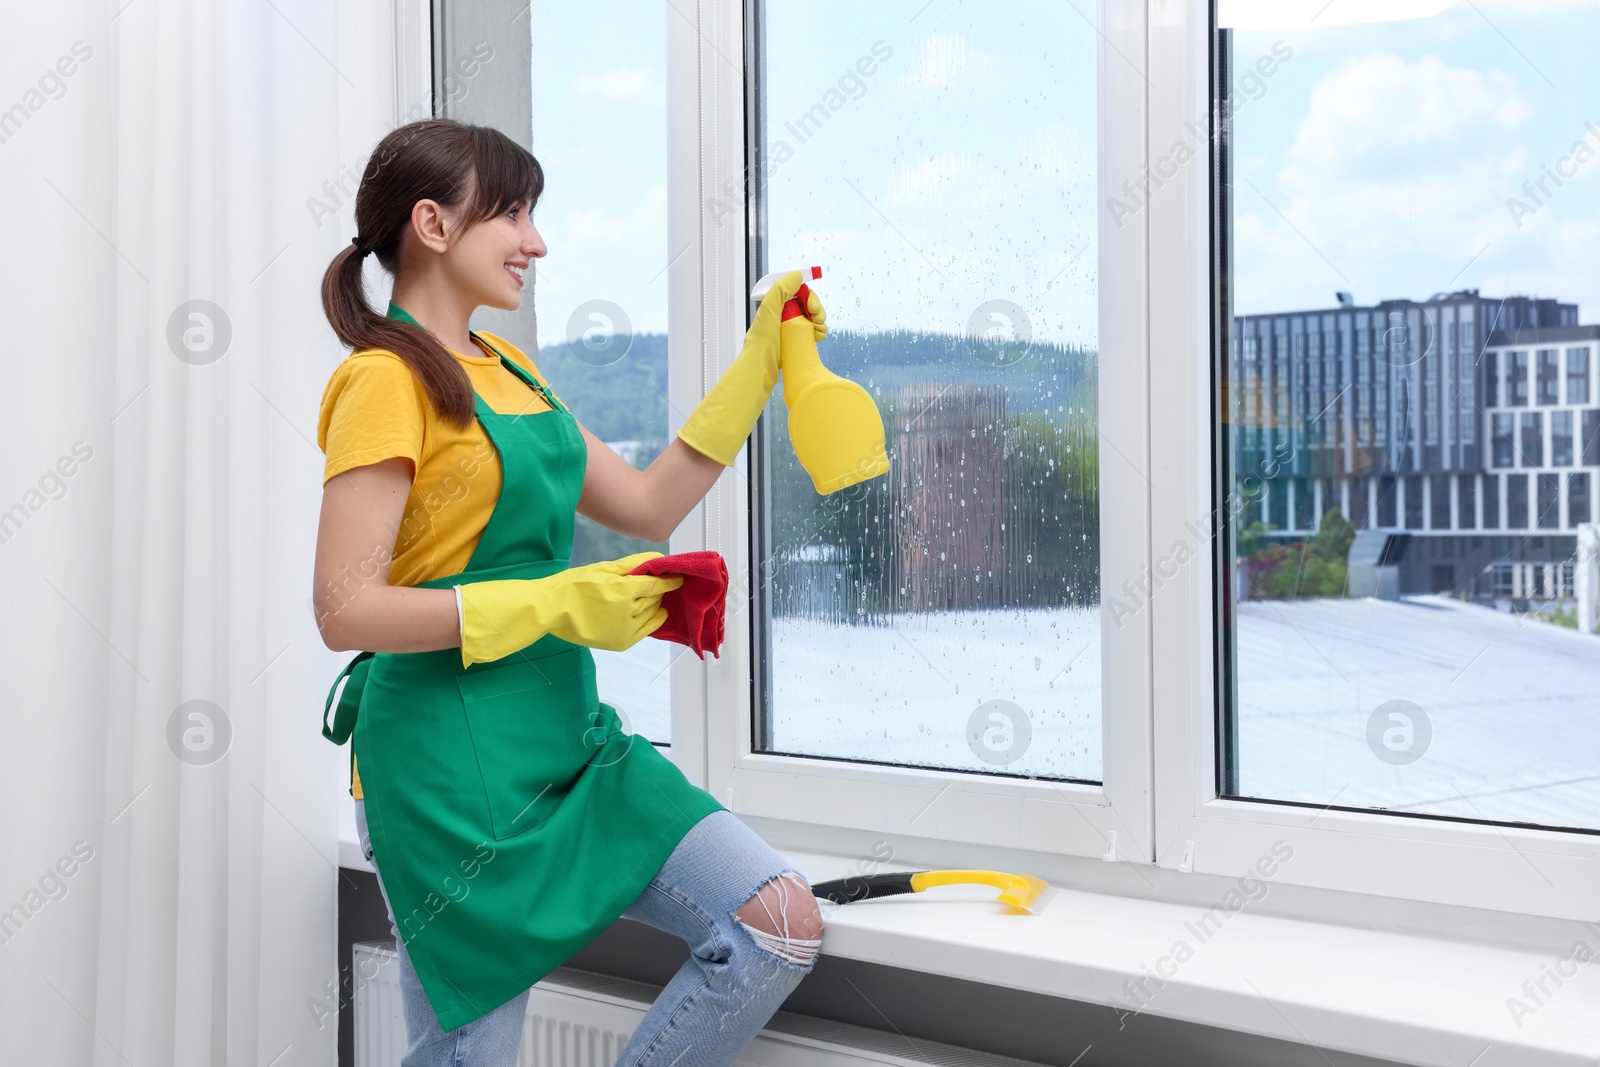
left=809, top=872, right=918, bottom=905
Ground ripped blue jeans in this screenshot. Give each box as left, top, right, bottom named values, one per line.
left=354, top=802, right=822, bottom=1066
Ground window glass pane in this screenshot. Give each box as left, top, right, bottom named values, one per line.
left=1552, top=410, right=1573, bottom=467
left=1217, top=3, right=1600, bottom=830
left=1520, top=411, right=1543, bottom=468
left=530, top=2, right=671, bottom=742
left=1491, top=413, right=1514, bottom=468
left=1457, top=474, right=1475, bottom=530
left=1538, top=472, right=1561, bottom=529
left=1429, top=474, right=1450, bottom=530
left=753, top=0, right=1101, bottom=779
left=1570, top=472, right=1591, bottom=525
left=1538, top=349, right=1561, bottom=405
left=1567, top=347, right=1590, bottom=404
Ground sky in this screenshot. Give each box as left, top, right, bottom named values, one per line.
left=527, top=1, right=1600, bottom=347
left=528, top=0, right=1098, bottom=350
left=528, top=1, right=670, bottom=350
left=1230, top=0, right=1600, bottom=319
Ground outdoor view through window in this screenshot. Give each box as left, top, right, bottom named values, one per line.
left=530, top=1, right=672, bottom=742
left=1218, top=1, right=1600, bottom=829
left=753, top=1, right=1102, bottom=780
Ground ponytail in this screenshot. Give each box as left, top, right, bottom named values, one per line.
left=319, top=119, right=545, bottom=430
left=320, top=241, right=475, bottom=427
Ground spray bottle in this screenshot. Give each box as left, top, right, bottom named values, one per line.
left=751, top=266, right=891, bottom=495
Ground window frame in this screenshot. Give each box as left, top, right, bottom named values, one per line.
left=436, top=0, right=1600, bottom=951
left=672, top=0, right=1156, bottom=865
left=1148, top=1, right=1600, bottom=922
left=660, top=0, right=1600, bottom=920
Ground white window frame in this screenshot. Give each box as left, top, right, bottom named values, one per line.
left=640, top=0, right=1600, bottom=923
left=668, top=0, right=1155, bottom=866
left=1147, top=1, right=1600, bottom=922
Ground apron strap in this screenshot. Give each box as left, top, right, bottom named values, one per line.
left=471, top=332, right=571, bottom=415
left=323, top=650, right=375, bottom=745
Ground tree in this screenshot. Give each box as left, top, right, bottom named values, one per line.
left=1242, top=507, right=1354, bottom=600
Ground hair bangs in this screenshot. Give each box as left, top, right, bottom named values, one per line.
left=465, top=126, right=544, bottom=223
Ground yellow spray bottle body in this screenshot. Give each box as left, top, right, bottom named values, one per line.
left=753, top=267, right=891, bottom=495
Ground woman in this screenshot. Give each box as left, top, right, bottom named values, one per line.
left=312, top=118, right=826, bottom=1066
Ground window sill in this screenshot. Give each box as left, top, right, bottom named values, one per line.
left=777, top=846, right=1600, bottom=1067
left=338, top=802, right=1600, bottom=1065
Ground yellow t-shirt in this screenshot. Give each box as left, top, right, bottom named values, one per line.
left=316, top=331, right=563, bottom=798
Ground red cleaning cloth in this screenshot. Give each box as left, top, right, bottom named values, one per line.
left=627, top=550, right=729, bottom=660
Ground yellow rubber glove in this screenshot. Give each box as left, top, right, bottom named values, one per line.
left=676, top=269, right=828, bottom=465
left=456, top=551, right=685, bottom=668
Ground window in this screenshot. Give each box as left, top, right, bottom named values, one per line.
left=752, top=0, right=1100, bottom=782
left=1429, top=474, right=1450, bottom=531
left=1491, top=412, right=1514, bottom=468
left=1519, top=411, right=1543, bottom=467
left=530, top=0, right=673, bottom=742
left=1212, top=3, right=1600, bottom=847
left=1538, top=474, right=1561, bottom=530
left=1537, top=349, right=1560, bottom=405
left=1509, top=351, right=1529, bottom=406
left=1570, top=472, right=1591, bottom=527
left=1567, top=347, right=1590, bottom=405
left=1507, top=474, right=1529, bottom=530
left=1293, top=476, right=1313, bottom=530
left=1491, top=563, right=1516, bottom=597
left=1551, top=410, right=1573, bottom=467
left=440, top=0, right=1600, bottom=964
left=1376, top=473, right=1397, bottom=527
left=1457, top=324, right=1478, bottom=467
left=717, top=0, right=1140, bottom=864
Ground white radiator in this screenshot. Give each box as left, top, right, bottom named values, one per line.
left=352, top=941, right=1046, bottom=1067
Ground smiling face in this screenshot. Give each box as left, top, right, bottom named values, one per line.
left=441, top=198, right=547, bottom=311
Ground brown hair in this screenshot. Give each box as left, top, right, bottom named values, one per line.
left=320, top=119, right=544, bottom=428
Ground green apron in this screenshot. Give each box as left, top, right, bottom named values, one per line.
left=322, top=306, right=724, bottom=1031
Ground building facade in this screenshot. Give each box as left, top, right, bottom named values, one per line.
left=1230, top=290, right=1599, bottom=601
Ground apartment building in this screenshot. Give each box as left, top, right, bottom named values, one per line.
left=1231, top=291, right=1598, bottom=599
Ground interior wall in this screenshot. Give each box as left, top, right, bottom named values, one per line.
left=433, top=0, right=540, bottom=353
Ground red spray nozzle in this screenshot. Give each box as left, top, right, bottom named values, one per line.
left=751, top=266, right=823, bottom=324
left=751, top=266, right=822, bottom=301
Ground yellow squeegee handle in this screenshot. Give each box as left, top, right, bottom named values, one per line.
left=810, top=870, right=1050, bottom=911
left=909, top=870, right=1049, bottom=910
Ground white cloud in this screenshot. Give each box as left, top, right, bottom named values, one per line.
left=882, top=152, right=992, bottom=212
left=1018, top=124, right=1091, bottom=177
left=896, top=33, right=991, bottom=93
left=1233, top=55, right=1543, bottom=311
left=879, top=125, right=1091, bottom=215
left=1222, top=0, right=1589, bottom=28
left=767, top=218, right=1096, bottom=347
left=573, top=65, right=662, bottom=105
left=533, top=183, right=671, bottom=343
left=1280, top=54, right=1531, bottom=189
left=532, top=142, right=599, bottom=168
left=1471, top=0, right=1594, bottom=16
left=1221, top=0, right=1454, bottom=29
left=1229, top=39, right=1600, bottom=318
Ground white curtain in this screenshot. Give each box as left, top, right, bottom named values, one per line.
left=0, top=2, right=405, bottom=1063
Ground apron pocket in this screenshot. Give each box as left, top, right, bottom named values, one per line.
left=455, top=648, right=602, bottom=841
